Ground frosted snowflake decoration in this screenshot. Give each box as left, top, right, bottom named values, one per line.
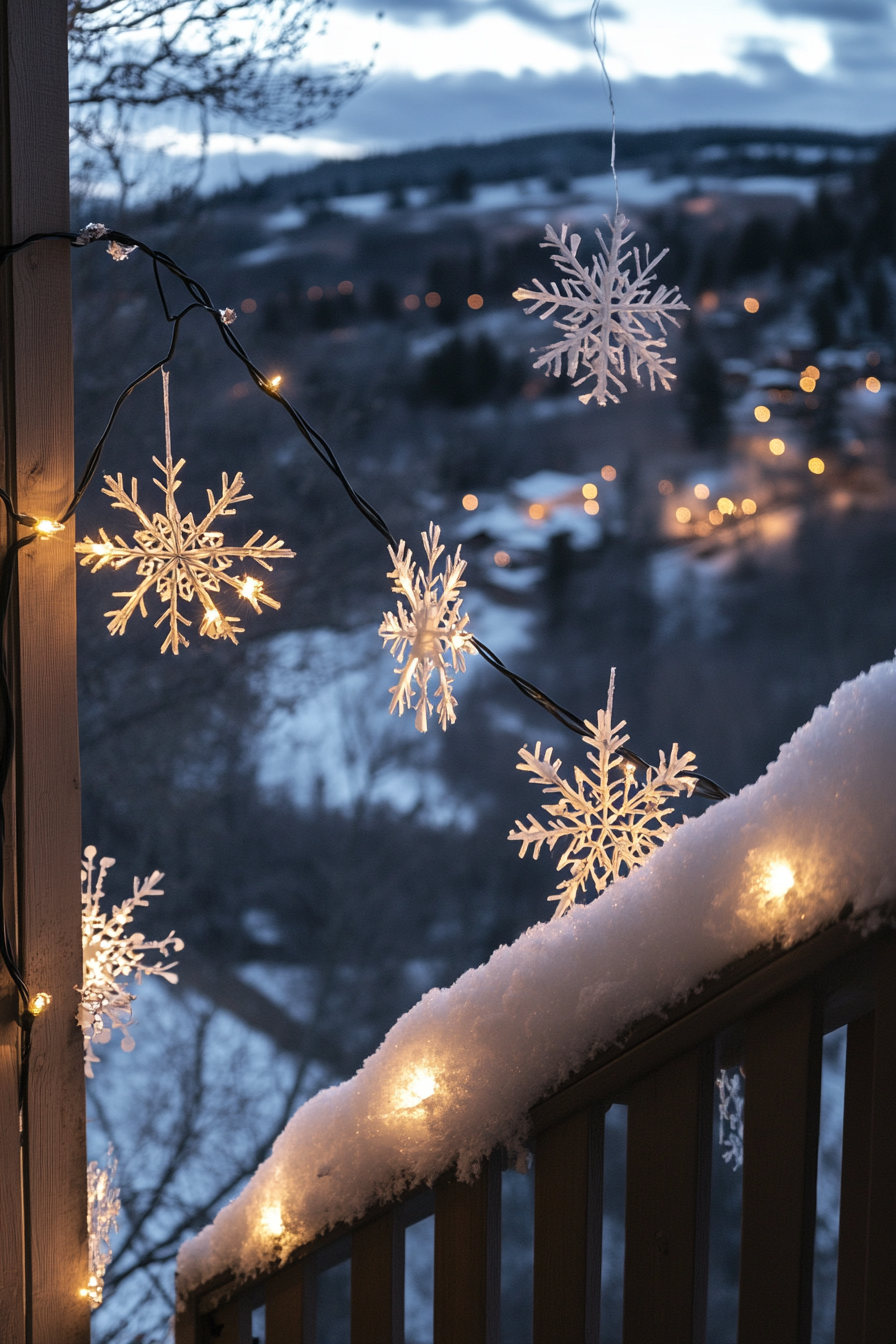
left=78, top=845, right=182, bottom=1077
left=509, top=670, right=697, bottom=917
left=513, top=215, right=689, bottom=407
left=716, top=1068, right=745, bottom=1170
left=379, top=523, right=477, bottom=732
left=84, top=1146, right=120, bottom=1309
left=76, top=371, right=294, bottom=654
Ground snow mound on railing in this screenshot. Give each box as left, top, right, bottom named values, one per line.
left=177, top=657, right=896, bottom=1298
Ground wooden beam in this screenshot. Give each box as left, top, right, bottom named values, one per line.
left=623, top=1044, right=712, bottom=1344
left=266, top=1260, right=305, bottom=1344
left=862, top=940, right=896, bottom=1339
left=0, top=3, right=87, bottom=1343
left=533, top=1109, right=601, bottom=1344
left=433, top=1160, right=499, bottom=1344
left=738, top=986, right=822, bottom=1344
left=351, top=1208, right=402, bottom=1344
left=834, top=1012, right=873, bottom=1342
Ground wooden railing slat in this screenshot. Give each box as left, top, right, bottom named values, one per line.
left=834, top=1012, right=874, bottom=1342
left=351, top=1208, right=402, bottom=1344
left=533, top=1108, right=601, bottom=1344
left=433, top=1157, right=499, bottom=1344
left=266, top=1260, right=305, bottom=1344
left=862, top=940, right=896, bottom=1339
left=622, top=1043, right=712, bottom=1344
left=738, top=985, right=822, bottom=1344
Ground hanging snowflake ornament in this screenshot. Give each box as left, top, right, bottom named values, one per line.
left=78, top=844, right=182, bottom=1077
left=76, top=370, right=294, bottom=654
left=509, top=670, right=697, bottom=917
left=379, top=522, right=477, bottom=732
left=513, top=215, right=689, bottom=407
left=84, top=1146, right=121, bottom=1309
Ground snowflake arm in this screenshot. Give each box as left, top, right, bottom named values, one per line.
left=513, top=216, right=689, bottom=407
left=509, top=671, right=698, bottom=917
left=378, top=523, right=477, bottom=731
left=78, top=845, right=183, bottom=1076
left=85, top=1145, right=121, bottom=1308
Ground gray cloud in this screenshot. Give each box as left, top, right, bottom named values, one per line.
left=341, top=0, right=619, bottom=48
left=759, top=0, right=892, bottom=19
left=324, top=62, right=895, bottom=154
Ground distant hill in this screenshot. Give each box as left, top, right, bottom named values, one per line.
left=213, top=125, right=888, bottom=207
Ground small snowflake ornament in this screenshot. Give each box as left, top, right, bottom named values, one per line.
left=76, top=371, right=294, bottom=653
left=509, top=670, right=697, bottom=917
left=78, top=844, right=182, bottom=1076
left=513, top=215, right=689, bottom=407
left=379, top=523, right=477, bottom=732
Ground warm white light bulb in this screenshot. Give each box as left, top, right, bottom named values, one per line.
left=260, top=1205, right=284, bottom=1237
left=764, top=861, right=795, bottom=901
left=33, top=518, right=64, bottom=538
left=395, top=1066, right=437, bottom=1111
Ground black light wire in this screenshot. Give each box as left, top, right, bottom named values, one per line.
left=0, top=229, right=729, bottom=1036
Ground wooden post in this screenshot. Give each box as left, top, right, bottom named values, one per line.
left=0, top=3, right=87, bottom=1343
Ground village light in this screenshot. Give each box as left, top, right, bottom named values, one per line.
left=804, top=365, right=820, bottom=380
left=582, top=482, right=598, bottom=499
left=584, top=499, right=599, bottom=515
left=742, top=499, right=757, bottom=515
left=769, top=438, right=785, bottom=455
left=528, top=503, right=545, bottom=520
left=461, top=494, right=478, bottom=511
left=866, top=376, right=881, bottom=393
left=799, top=376, right=816, bottom=392
left=601, top=465, right=616, bottom=480
left=717, top=497, right=734, bottom=515
left=676, top=507, right=691, bottom=524
left=808, top=458, right=825, bottom=475
left=694, top=483, right=710, bottom=499
left=754, top=405, right=771, bottom=423
left=743, top=296, right=759, bottom=313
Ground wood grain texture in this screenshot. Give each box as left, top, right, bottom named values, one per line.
left=351, top=1209, right=402, bottom=1344
left=862, top=941, right=896, bottom=1340
left=834, top=1012, right=874, bottom=1343
left=623, top=1044, right=712, bottom=1344
left=0, top=1, right=87, bottom=1340
left=738, top=986, right=822, bottom=1344
left=533, top=1109, right=601, bottom=1344
left=433, top=1159, right=499, bottom=1344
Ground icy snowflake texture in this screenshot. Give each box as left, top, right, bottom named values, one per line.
left=717, top=1068, right=745, bottom=1170
left=510, top=670, right=697, bottom=917
left=107, top=240, right=136, bottom=262
left=178, top=659, right=896, bottom=1300
left=513, top=216, right=688, bottom=406
left=85, top=1146, right=120, bottom=1308
left=79, top=845, right=182, bottom=1077
left=76, top=371, right=294, bottom=654
left=379, top=523, right=476, bottom=732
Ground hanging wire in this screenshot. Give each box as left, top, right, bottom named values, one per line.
left=589, top=0, right=620, bottom=219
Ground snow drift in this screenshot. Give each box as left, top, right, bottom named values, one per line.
left=178, top=657, right=896, bottom=1297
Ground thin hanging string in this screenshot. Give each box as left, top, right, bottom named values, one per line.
left=162, top=367, right=173, bottom=470
left=590, top=0, right=619, bottom=219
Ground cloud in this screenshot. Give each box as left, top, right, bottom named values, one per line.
left=759, top=0, right=892, bottom=20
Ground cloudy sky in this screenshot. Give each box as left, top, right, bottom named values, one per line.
left=151, top=0, right=896, bottom=179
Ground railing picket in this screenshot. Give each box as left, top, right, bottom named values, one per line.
left=834, top=1012, right=874, bottom=1342
left=622, top=1044, right=713, bottom=1344
left=266, top=1260, right=305, bottom=1344
left=738, top=985, right=822, bottom=1344
left=862, top=939, right=896, bottom=1339
left=351, top=1208, right=403, bottom=1344
left=433, top=1157, right=500, bottom=1344
left=533, top=1109, right=602, bottom=1344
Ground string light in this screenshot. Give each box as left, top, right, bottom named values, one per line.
left=27, top=992, right=51, bottom=1016
left=32, top=518, right=64, bottom=538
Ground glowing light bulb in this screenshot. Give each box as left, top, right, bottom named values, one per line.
left=866, top=376, right=881, bottom=393
left=528, top=503, right=545, bottom=520
left=717, top=497, right=734, bottom=515
left=769, top=438, right=785, bottom=455
left=269, top=375, right=282, bottom=390
left=808, top=457, right=825, bottom=475
left=27, top=991, right=51, bottom=1016
left=799, top=376, right=816, bottom=393
left=33, top=519, right=64, bottom=538
left=260, top=1205, right=284, bottom=1237
left=743, top=296, right=760, bottom=313
left=582, top=482, right=598, bottom=499
left=754, top=405, right=771, bottom=423
left=742, top=498, right=757, bottom=515
left=675, top=506, right=691, bottom=523
left=395, top=1066, right=437, bottom=1110
left=764, top=861, right=794, bottom=901
left=694, top=483, right=710, bottom=500
left=461, top=493, right=478, bottom=511
left=583, top=499, right=599, bottom=515
left=238, top=576, right=263, bottom=604
left=601, top=465, right=616, bottom=481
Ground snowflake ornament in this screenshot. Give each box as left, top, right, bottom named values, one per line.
left=78, top=845, right=182, bottom=1077
left=379, top=523, right=477, bottom=732
left=513, top=215, right=689, bottom=407
left=509, top=670, right=697, bottom=917
left=716, top=1068, right=745, bottom=1170
left=84, top=1146, right=121, bottom=1308
left=76, top=371, right=294, bottom=654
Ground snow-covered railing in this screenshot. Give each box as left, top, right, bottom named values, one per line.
left=175, top=660, right=896, bottom=1343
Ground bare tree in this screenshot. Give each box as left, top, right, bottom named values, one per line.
left=68, top=0, right=370, bottom=197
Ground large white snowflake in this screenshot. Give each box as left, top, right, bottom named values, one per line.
left=78, top=845, right=182, bottom=1077
left=76, top=373, right=294, bottom=653
left=508, top=671, right=697, bottom=917
left=84, top=1146, right=121, bottom=1309
left=513, top=214, right=689, bottom=407
left=379, top=523, right=477, bottom=732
